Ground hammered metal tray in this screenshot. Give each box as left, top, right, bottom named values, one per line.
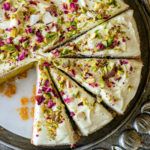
left=0, top=0, right=150, bottom=150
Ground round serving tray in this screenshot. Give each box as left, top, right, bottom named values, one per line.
left=0, top=0, right=150, bottom=150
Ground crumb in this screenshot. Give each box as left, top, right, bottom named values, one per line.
left=19, top=107, right=29, bottom=120
left=20, top=97, right=29, bottom=105
left=30, top=107, right=35, bottom=118
left=32, top=84, right=36, bottom=95
left=30, top=84, right=36, bottom=104
left=30, top=96, right=35, bottom=105
left=17, top=71, right=28, bottom=79
left=4, top=83, right=16, bottom=97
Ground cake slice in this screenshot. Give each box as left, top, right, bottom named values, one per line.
left=50, top=67, right=113, bottom=136
left=48, top=10, right=140, bottom=58
left=53, top=58, right=143, bottom=114
left=0, top=58, right=35, bottom=84
left=32, top=61, right=78, bottom=146
left=0, top=0, right=128, bottom=56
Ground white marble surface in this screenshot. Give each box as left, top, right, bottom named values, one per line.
left=0, top=68, right=36, bottom=139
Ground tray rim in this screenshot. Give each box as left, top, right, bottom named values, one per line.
left=0, top=0, right=150, bottom=150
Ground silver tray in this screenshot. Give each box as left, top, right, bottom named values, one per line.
left=0, top=0, right=150, bottom=150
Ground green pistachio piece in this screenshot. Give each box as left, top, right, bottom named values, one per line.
left=1, top=45, right=16, bottom=51
left=107, top=37, right=114, bottom=47
left=99, top=76, right=105, bottom=88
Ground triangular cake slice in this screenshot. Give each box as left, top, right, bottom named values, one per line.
left=47, top=10, right=140, bottom=58
left=32, top=61, right=78, bottom=146
left=50, top=67, right=113, bottom=136
left=53, top=58, right=143, bottom=114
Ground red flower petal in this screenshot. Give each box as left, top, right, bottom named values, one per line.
left=47, top=100, right=56, bottom=108
left=3, top=2, right=11, bottom=11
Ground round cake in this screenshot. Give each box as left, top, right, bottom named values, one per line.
left=0, top=0, right=143, bottom=148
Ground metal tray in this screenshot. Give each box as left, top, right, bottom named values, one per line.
left=0, top=0, right=150, bottom=150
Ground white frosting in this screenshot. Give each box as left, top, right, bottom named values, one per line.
left=32, top=64, right=76, bottom=146
left=42, top=12, right=58, bottom=25
left=30, top=14, right=41, bottom=26
left=69, top=10, right=140, bottom=57
left=54, top=59, right=142, bottom=114
left=0, top=19, right=18, bottom=29
left=50, top=68, right=113, bottom=136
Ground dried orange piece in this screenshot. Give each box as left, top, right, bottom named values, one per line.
left=19, top=107, right=29, bottom=121
left=20, top=97, right=29, bottom=105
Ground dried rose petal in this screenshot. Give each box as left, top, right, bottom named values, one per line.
left=3, top=2, right=11, bottom=11
left=89, top=82, right=98, bottom=88
left=51, top=89, right=58, bottom=98
left=0, top=40, right=5, bottom=46
left=103, top=15, right=110, bottom=20
left=70, top=69, right=76, bottom=77
left=18, top=51, right=27, bottom=61
left=36, top=30, right=42, bottom=37
left=70, top=3, right=78, bottom=12
left=110, top=39, right=120, bottom=48
left=120, top=60, right=128, bottom=65
left=64, top=10, right=69, bottom=14
left=51, top=49, right=60, bottom=57
left=6, top=28, right=12, bottom=32
left=122, top=38, right=126, bottom=42
left=29, top=1, right=37, bottom=5
left=44, top=80, right=50, bottom=87
left=6, top=37, right=13, bottom=44
left=64, top=97, right=72, bottom=104
left=47, top=100, right=56, bottom=108
left=18, top=20, right=21, bottom=25
left=43, top=62, right=50, bottom=67
left=103, top=67, right=117, bottom=80
left=96, top=43, right=105, bottom=50
left=63, top=3, right=68, bottom=10
left=15, top=45, right=20, bottom=51
left=73, top=0, right=78, bottom=3
left=70, top=112, right=75, bottom=117
left=25, top=27, right=33, bottom=34
left=60, top=91, right=65, bottom=96
left=105, top=80, right=112, bottom=88
left=19, top=37, right=28, bottom=43
left=35, top=95, right=45, bottom=105
left=38, top=89, right=42, bottom=94
left=37, top=36, right=44, bottom=43
left=42, top=86, right=51, bottom=93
